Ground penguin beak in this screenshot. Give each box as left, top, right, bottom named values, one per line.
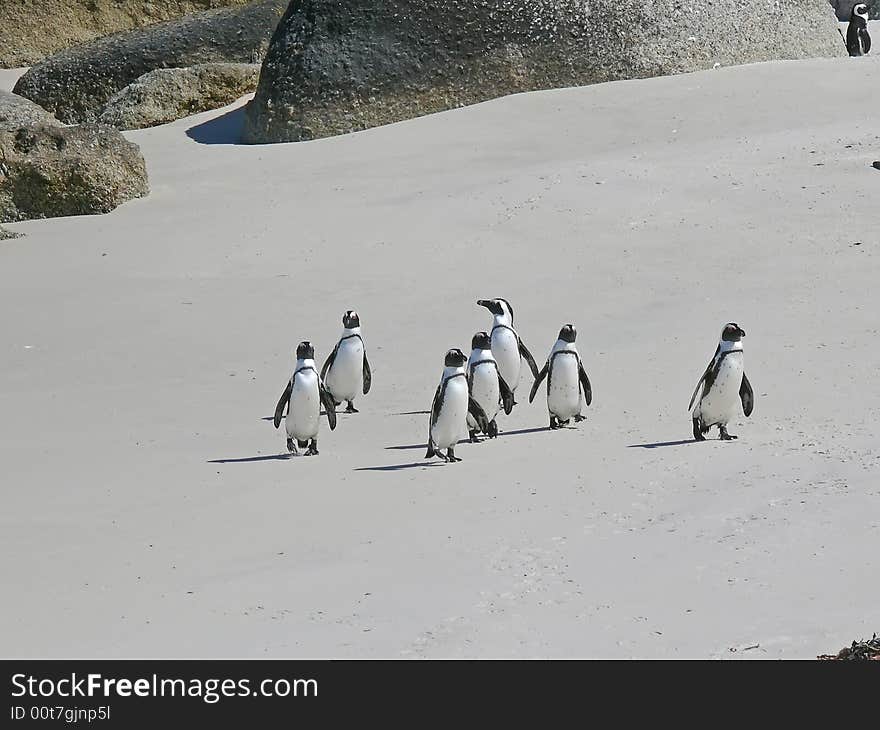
left=477, top=299, right=491, bottom=309
left=738, top=328, right=746, bottom=338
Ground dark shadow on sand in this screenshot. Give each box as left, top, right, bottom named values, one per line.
left=186, top=107, right=246, bottom=145
left=354, top=461, right=445, bottom=472
left=392, top=410, right=431, bottom=416
left=385, top=426, right=556, bottom=450
left=627, top=439, right=696, bottom=449
left=500, top=426, right=552, bottom=436
left=208, top=453, right=291, bottom=463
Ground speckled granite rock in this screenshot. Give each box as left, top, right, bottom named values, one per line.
left=0, top=91, right=59, bottom=131
left=0, top=1, right=250, bottom=68
left=98, top=63, right=260, bottom=130
left=243, top=0, right=845, bottom=144
left=13, top=0, right=286, bottom=124
left=0, top=100, right=149, bottom=223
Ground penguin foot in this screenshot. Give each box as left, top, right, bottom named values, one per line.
left=469, top=429, right=481, bottom=444
left=549, top=416, right=560, bottom=430
left=305, top=439, right=319, bottom=456
left=692, top=418, right=707, bottom=442
left=345, top=401, right=359, bottom=413
left=286, top=438, right=298, bottom=455
left=574, top=414, right=586, bottom=423
left=718, top=426, right=737, bottom=441
left=488, top=419, right=498, bottom=438
left=559, top=418, right=571, bottom=427
left=446, top=448, right=461, bottom=463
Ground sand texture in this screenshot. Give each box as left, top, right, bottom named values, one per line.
left=1, top=52, right=879, bottom=658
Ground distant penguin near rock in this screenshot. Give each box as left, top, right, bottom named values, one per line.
left=426, top=348, right=489, bottom=462
left=321, top=310, right=372, bottom=414
left=529, top=324, right=592, bottom=429
left=846, top=4, right=871, bottom=56
left=274, top=341, right=337, bottom=456
left=688, top=323, right=754, bottom=441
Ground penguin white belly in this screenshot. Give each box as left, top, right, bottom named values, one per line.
left=467, top=364, right=500, bottom=429
left=697, top=353, right=743, bottom=427
left=492, top=328, right=521, bottom=391
left=286, top=371, right=320, bottom=440
left=547, top=353, right=580, bottom=420
left=432, top=377, right=468, bottom=449
left=326, top=338, right=363, bottom=402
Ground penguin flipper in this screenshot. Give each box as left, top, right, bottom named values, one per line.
left=468, top=396, right=489, bottom=433
left=429, top=381, right=444, bottom=428
left=319, top=383, right=338, bottom=430
left=578, top=360, right=593, bottom=407
left=498, top=373, right=515, bottom=415
left=862, top=28, right=871, bottom=54
left=426, top=382, right=445, bottom=457
left=528, top=362, right=549, bottom=404
left=688, top=346, right=719, bottom=411
left=740, top=372, right=754, bottom=417
left=362, top=350, right=372, bottom=395
left=320, top=344, right=338, bottom=381
left=273, top=380, right=292, bottom=429
left=518, top=336, right=540, bottom=379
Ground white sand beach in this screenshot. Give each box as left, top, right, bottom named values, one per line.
left=1, top=54, right=878, bottom=658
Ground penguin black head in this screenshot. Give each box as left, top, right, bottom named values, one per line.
left=343, top=310, right=360, bottom=329
left=558, top=324, right=577, bottom=343
left=720, top=323, right=746, bottom=342
left=471, top=331, right=491, bottom=350
left=852, top=3, right=869, bottom=20
left=296, top=341, right=315, bottom=360
left=477, top=298, right=514, bottom=322
left=444, top=348, right=468, bottom=368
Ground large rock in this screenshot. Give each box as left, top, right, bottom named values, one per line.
left=98, top=63, right=260, bottom=130
left=243, top=0, right=845, bottom=144
left=13, top=0, right=287, bottom=124
left=0, top=90, right=60, bottom=130
left=0, top=92, right=148, bottom=223
left=0, top=1, right=250, bottom=68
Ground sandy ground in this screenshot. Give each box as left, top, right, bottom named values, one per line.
left=1, top=53, right=879, bottom=659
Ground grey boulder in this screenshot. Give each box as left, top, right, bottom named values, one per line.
left=13, top=0, right=286, bottom=125
left=0, top=1, right=251, bottom=69
left=0, top=92, right=149, bottom=223
left=243, top=0, right=845, bottom=144
left=99, top=63, right=260, bottom=130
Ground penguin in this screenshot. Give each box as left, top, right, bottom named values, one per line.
left=688, top=323, right=754, bottom=441
left=846, top=4, right=871, bottom=56
left=476, top=298, right=539, bottom=406
left=529, top=324, right=592, bottom=429
left=273, top=341, right=337, bottom=456
left=426, top=348, right=489, bottom=462
left=466, top=331, right=515, bottom=442
left=321, top=310, right=372, bottom=414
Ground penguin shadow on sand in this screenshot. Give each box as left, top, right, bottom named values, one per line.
left=383, top=424, right=553, bottom=452
left=627, top=438, right=699, bottom=449
left=208, top=452, right=293, bottom=463
left=367, top=424, right=561, bottom=471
